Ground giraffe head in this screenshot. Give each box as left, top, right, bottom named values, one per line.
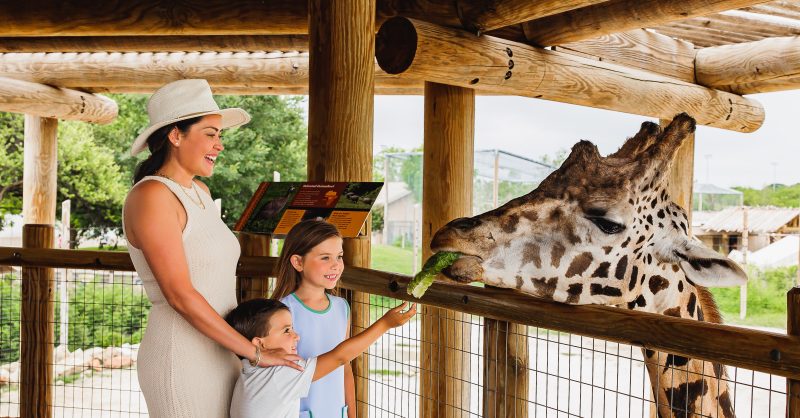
left=431, top=113, right=747, bottom=312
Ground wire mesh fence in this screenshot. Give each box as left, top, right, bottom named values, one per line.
left=0, top=261, right=793, bottom=417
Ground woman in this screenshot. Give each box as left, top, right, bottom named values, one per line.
left=123, top=79, right=302, bottom=417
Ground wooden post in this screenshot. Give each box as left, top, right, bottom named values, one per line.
left=420, top=82, right=474, bottom=418
left=308, top=1, right=374, bottom=416
left=20, top=115, right=58, bottom=418
left=236, top=233, right=272, bottom=302
left=788, top=287, right=800, bottom=418
left=483, top=313, right=528, bottom=417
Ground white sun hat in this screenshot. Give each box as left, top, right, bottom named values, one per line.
left=130, top=79, right=251, bottom=156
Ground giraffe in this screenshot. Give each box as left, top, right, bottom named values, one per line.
left=430, top=113, right=746, bottom=418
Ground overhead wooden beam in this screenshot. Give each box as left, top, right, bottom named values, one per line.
left=519, top=0, right=772, bottom=46
left=455, top=0, right=607, bottom=33
left=0, top=0, right=524, bottom=40
left=742, top=2, right=800, bottom=20
left=83, top=85, right=425, bottom=96
left=0, top=52, right=421, bottom=92
left=653, top=25, right=762, bottom=47
left=0, top=76, right=117, bottom=123
left=0, top=35, right=309, bottom=53
left=669, top=10, right=800, bottom=38
left=554, top=29, right=697, bottom=83
left=695, top=35, right=800, bottom=94
left=376, top=17, right=765, bottom=133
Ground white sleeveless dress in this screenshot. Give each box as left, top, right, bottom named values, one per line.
left=124, top=176, right=241, bottom=417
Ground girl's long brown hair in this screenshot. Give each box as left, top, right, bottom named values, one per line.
left=270, top=219, right=342, bottom=301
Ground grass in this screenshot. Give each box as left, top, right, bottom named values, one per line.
left=710, top=265, right=795, bottom=329
left=370, top=244, right=418, bottom=275
left=370, top=369, right=404, bottom=377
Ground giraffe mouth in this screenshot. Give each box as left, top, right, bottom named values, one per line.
left=440, top=255, right=484, bottom=283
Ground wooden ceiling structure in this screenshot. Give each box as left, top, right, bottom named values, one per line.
left=5, top=2, right=800, bottom=418
left=0, top=0, right=798, bottom=130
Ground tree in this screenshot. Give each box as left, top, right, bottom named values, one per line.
left=0, top=114, right=128, bottom=245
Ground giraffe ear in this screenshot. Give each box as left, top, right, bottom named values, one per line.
left=674, top=240, right=748, bottom=287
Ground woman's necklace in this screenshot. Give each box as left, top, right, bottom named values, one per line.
left=155, top=172, right=206, bottom=209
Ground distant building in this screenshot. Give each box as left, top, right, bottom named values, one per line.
left=694, top=206, right=800, bottom=254
left=373, top=182, right=417, bottom=246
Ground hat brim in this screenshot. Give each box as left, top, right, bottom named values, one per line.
left=130, top=108, right=251, bottom=156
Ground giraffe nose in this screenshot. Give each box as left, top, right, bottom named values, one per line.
left=448, top=217, right=482, bottom=231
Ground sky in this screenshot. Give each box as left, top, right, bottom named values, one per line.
left=365, top=89, right=800, bottom=190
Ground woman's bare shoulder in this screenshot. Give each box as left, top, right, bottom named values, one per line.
left=125, top=180, right=180, bottom=215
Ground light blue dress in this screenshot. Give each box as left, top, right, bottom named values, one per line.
left=281, top=292, right=350, bottom=418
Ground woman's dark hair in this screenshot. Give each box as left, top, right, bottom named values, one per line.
left=224, top=298, right=290, bottom=359
left=132, top=116, right=203, bottom=184
left=270, top=219, right=342, bottom=301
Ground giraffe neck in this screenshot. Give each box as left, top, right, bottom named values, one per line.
left=643, top=288, right=735, bottom=418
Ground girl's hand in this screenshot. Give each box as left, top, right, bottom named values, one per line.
left=258, top=347, right=304, bottom=371
left=379, top=302, right=417, bottom=328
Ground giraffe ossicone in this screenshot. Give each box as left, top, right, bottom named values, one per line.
left=431, top=113, right=745, bottom=418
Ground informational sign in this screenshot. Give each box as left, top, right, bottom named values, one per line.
left=234, top=182, right=383, bottom=238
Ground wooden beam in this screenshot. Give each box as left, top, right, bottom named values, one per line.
left=743, top=2, right=800, bottom=20
left=455, top=0, right=607, bottom=33
left=376, top=17, right=765, bottom=133
left=420, top=82, right=474, bottom=418
left=0, top=77, right=117, bottom=123
left=19, top=115, right=58, bottom=418
left=668, top=10, right=800, bottom=38
left=0, top=1, right=308, bottom=36
left=0, top=35, right=309, bottom=53
left=307, top=2, right=374, bottom=417
left=519, top=0, right=772, bottom=46
left=555, top=29, right=697, bottom=83
left=0, top=52, right=418, bottom=92
left=695, top=36, right=800, bottom=94
left=652, top=25, right=760, bottom=47
left=83, top=85, right=425, bottom=96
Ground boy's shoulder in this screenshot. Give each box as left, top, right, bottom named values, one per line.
left=231, top=358, right=318, bottom=418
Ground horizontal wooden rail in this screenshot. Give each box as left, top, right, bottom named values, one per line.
left=2, top=246, right=799, bottom=379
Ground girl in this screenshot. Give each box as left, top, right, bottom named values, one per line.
left=272, top=219, right=354, bottom=418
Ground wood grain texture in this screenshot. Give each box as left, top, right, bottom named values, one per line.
left=23, top=116, right=57, bottom=225
left=1, top=78, right=117, bottom=124
left=0, top=35, right=310, bottom=53
left=0, top=1, right=309, bottom=36
left=375, top=18, right=765, bottom=133
left=556, top=29, right=698, bottom=83
left=4, top=246, right=800, bottom=381
left=789, top=287, right=800, bottom=418
left=456, top=0, right=606, bottom=33
left=420, top=82, right=474, bottom=418
left=0, top=52, right=420, bottom=93
left=520, top=0, right=772, bottom=45
left=695, top=36, right=800, bottom=93
left=19, top=225, right=54, bottom=418
left=307, top=2, right=375, bottom=416
left=236, top=233, right=271, bottom=303
left=483, top=313, right=528, bottom=417
left=663, top=118, right=695, bottom=225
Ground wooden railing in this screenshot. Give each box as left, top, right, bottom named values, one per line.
left=2, top=246, right=800, bottom=416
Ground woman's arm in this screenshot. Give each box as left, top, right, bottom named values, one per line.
left=125, top=182, right=301, bottom=368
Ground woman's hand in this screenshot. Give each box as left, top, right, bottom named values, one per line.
left=378, top=302, right=417, bottom=329
left=258, top=347, right=304, bottom=371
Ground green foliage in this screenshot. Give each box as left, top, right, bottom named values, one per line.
left=0, top=113, right=24, bottom=228
left=67, top=281, right=151, bottom=352
left=736, top=184, right=800, bottom=208
left=710, top=265, right=795, bottom=328
left=371, top=205, right=384, bottom=232
left=0, top=275, right=20, bottom=363
left=373, top=147, right=423, bottom=203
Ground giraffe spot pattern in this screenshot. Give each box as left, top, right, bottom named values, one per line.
left=663, top=354, right=690, bottom=371
left=522, top=244, right=542, bottom=269
left=627, top=294, right=646, bottom=310
left=501, top=213, right=520, bottom=233
left=663, top=307, right=681, bottom=317
left=602, top=246, right=612, bottom=255
left=565, top=283, right=583, bottom=304
left=565, top=252, right=593, bottom=277
left=648, top=275, right=669, bottom=294
left=664, top=379, right=708, bottom=418
left=550, top=243, right=565, bottom=268
left=717, top=391, right=735, bottom=418
left=531, top=277, right=558, bottom=299
left=687, top=293, right=697, bottom=317
left=591, top=262, right=610, bottom=278
left=590, top=284, right=622, bottom=297
left=615, top=256, right=628, bottom=280
left=621, top=236, right=631, bottom=248
left=677, top=280, right=684, bottom=292
left=628, top=265, right=638, bottom=291
left=515, top=275, right=524, bottom=289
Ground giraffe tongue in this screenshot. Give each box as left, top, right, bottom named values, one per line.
left=442, top=256, right=483, bottom=283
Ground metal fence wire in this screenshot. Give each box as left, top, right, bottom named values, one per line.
left=0, top=264, right=792, bottom=417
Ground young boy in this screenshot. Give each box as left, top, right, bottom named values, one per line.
left=225, top=298, right=416, bottom=418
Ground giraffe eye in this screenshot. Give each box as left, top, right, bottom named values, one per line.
left=586, top=217, right=625, bottom=234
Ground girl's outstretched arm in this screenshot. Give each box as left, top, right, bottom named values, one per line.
left=313, top=302, right=416, bottom=382
left=345, top=356, right=356, bottom=418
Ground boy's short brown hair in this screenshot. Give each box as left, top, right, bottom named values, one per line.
left=224, top=298, right=290, bottom=358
